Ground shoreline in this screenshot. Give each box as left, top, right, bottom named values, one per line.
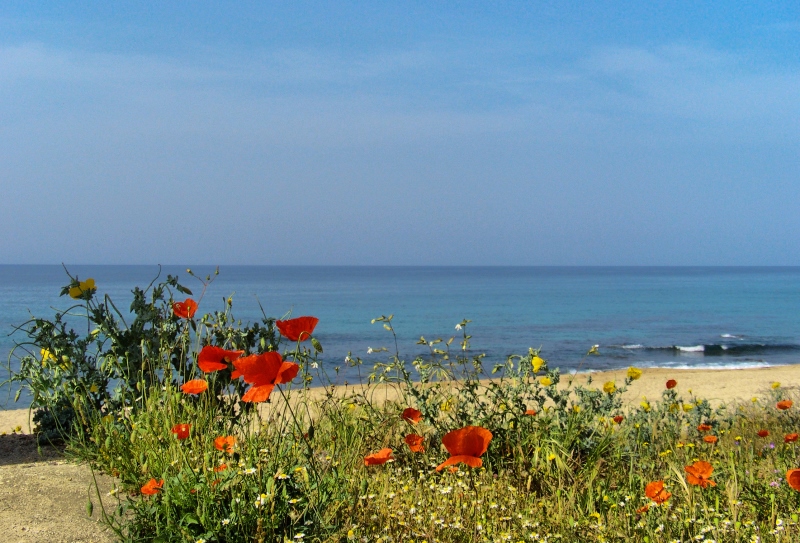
left=2, top=364, right=798, bottom=434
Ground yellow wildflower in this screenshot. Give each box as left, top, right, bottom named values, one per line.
left=682, top=403, right=694, bottom=412
left=603, top=381, right=616, bottom=394
left=772, top=382, right=781, bottom=389
left=539, top=377, right=552, bottom=387
left=640, top=400, right=651, bottom=412
left=547, top=453, right=557, bottom=462
left=441, top=399, right=453, bottom=412
left=627, top=367, right=642, bottom=380
left=532, top=356, right=545, bottom=373
left=40, top=348, right=56, bottom=365
left=69, top=278, right=96, bottom=299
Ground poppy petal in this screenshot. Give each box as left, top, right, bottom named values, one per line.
left=435, top=455, right=482, bottom=472
left=276, top=317, right=319, bottom=342
left=180, top=379, right=208, bottom=395
left=242, top=384, right=275, bottom=403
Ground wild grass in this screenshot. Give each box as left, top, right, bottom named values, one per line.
left=6, top=271, right=800, bottom=542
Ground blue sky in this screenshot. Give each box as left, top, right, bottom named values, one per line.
left=1, top=2, right=798, bottom=265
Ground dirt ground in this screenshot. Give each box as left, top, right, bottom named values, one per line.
left=0, top=432, right=115, bottom=543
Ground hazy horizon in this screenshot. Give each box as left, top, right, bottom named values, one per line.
left=2, top=3, right=798, bottom=266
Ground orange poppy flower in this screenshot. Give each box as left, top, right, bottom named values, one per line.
left=172, top=298, right=198, bottom=319
left=214, top=435, right=236, bottom=454
left=435, top=426, right=493, bottom=472
left=231, top=352, right=299, bottom=403
left=402, top=407, right=423, bottom=424
left=140, top=478, right=164, bottom=496
left=685, top=460, right=716, bottom=488
left=171, top=423, right=191, bottom=440
left=703, top=435, right=718, bottom=444
left=197, top=345, right=244, bottom=373
left=404, top=434, right=424, bottom=453
left=785, top=433, right=799, bottom=443
left=697, top=424, right=712, bottom=432
left=526, top=409, right=537, bottom=416
left=276, top=316, right=319, bottom=342
left=214, top=464, right=227, bottom=472
left=613, top=415, right=624, bottom=424
left=364, top=448, right=394, bottom=466
left=666, top=379, right=677, bottom=389
left=180, top=379, right=208, bottom=395
left=777, top=400, right=793, bottom=410
left=644, top=480, right=671, bottom=504
left=757, top=429, right=769, bottom=438
left=787, top=469, right=800, bottom=491
left=636, top=504, right=650, bottom=514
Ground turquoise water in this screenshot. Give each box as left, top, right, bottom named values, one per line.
left=2, top=266, right=799, bottom=406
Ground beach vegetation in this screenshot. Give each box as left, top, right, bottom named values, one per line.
left=6, top=270, right=800, bottom=542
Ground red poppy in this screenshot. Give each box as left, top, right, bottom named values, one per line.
left=777, top=400, right=793, bottom=410
left=364, top=448, right=394, bottom=466
left=402, top=407, right=423, bottom=424
left=140, top=478, right=164, bottom=496
left=171, top=423, right=191, bottom=440
left=197, top=345, right=244, bottom=373
left=613, top=415, right=624, bottom=424
left=697, top=423, right=712, bottom=432
left=703, top=435, right=718, bottom=444
left=214, top=436, right=236, bottom=454
left=436, top=426, right=493, bottom=472
left=231, top=352, right=299, bottom=403
left=636, top=504, right=650, bottom=514
left=666, top=379, right=677, bottom=389
left=172, top=298, right=198, bottom=319
left=276, top=316, right=319, bottom=342
left=787, top=469, right=800, bottom=491
left=685, top=461, right=716, bottom=488
left=404, top=434, right=424, bottom=453
left=757, top=429, right=769, bottom=438
left=526, top=409, right=537, bottom=416
left=786, top=433, right=799, bottom=443
left=214, top=464, right=227, bottom=472
left=644, top=480, right=671, bottom=504
left=180, top=379, right=208, bottom=395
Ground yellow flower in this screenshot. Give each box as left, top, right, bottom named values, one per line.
left=627, top=367, right=642, bottom=380
left=69, top=278, right=96, bottom=299
left=588, top=345, right=599, bottom=355
left=531, top=356, right=545, bottom=373
left=603, top=381, right=616, bottom=394
left=640, top=400, right=651, bottom=412
left=441, top=399, right=453, bottom=412
left=772, top=382, right=781, bottom=389
left=539, top=377, right=552, bottom=387
left=682, top=403, right=694, bottom=412
left=89, top=384, right=99, bottom=393
left=547, top=453, right=557, bottom=462
left=573, top=405, right=581, bottom=413
left=40, top=348, right=56, bottom=365
left=751, top=397, right=758, bottom=403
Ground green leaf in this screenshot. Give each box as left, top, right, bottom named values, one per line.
left=176, top=285, right=193, bottom=296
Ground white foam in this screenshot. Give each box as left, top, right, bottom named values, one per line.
left=721, top=334, right=743, bottom=339
left=677, top=345, right=705, bottom=352
left=621, top=344, right=644, bottom=349
left=664, top=361, right=774, bottom=370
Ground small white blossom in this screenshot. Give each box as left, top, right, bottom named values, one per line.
left=455, top=324, right=462, bottom=330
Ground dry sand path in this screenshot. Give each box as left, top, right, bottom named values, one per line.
left=0, top=364, right=798, bottom=541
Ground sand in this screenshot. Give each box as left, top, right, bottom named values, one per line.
left=1, top=364, right=798, bottom=541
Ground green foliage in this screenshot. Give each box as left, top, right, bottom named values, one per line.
left=8, top=272, right=800, bottom=542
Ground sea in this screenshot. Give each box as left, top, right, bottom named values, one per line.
left=1, top=266, right=799, bottom=407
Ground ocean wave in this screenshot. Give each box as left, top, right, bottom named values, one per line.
left=610, top=343, right=800, bottom=356
left=721, top=334, right=744, bottom=339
